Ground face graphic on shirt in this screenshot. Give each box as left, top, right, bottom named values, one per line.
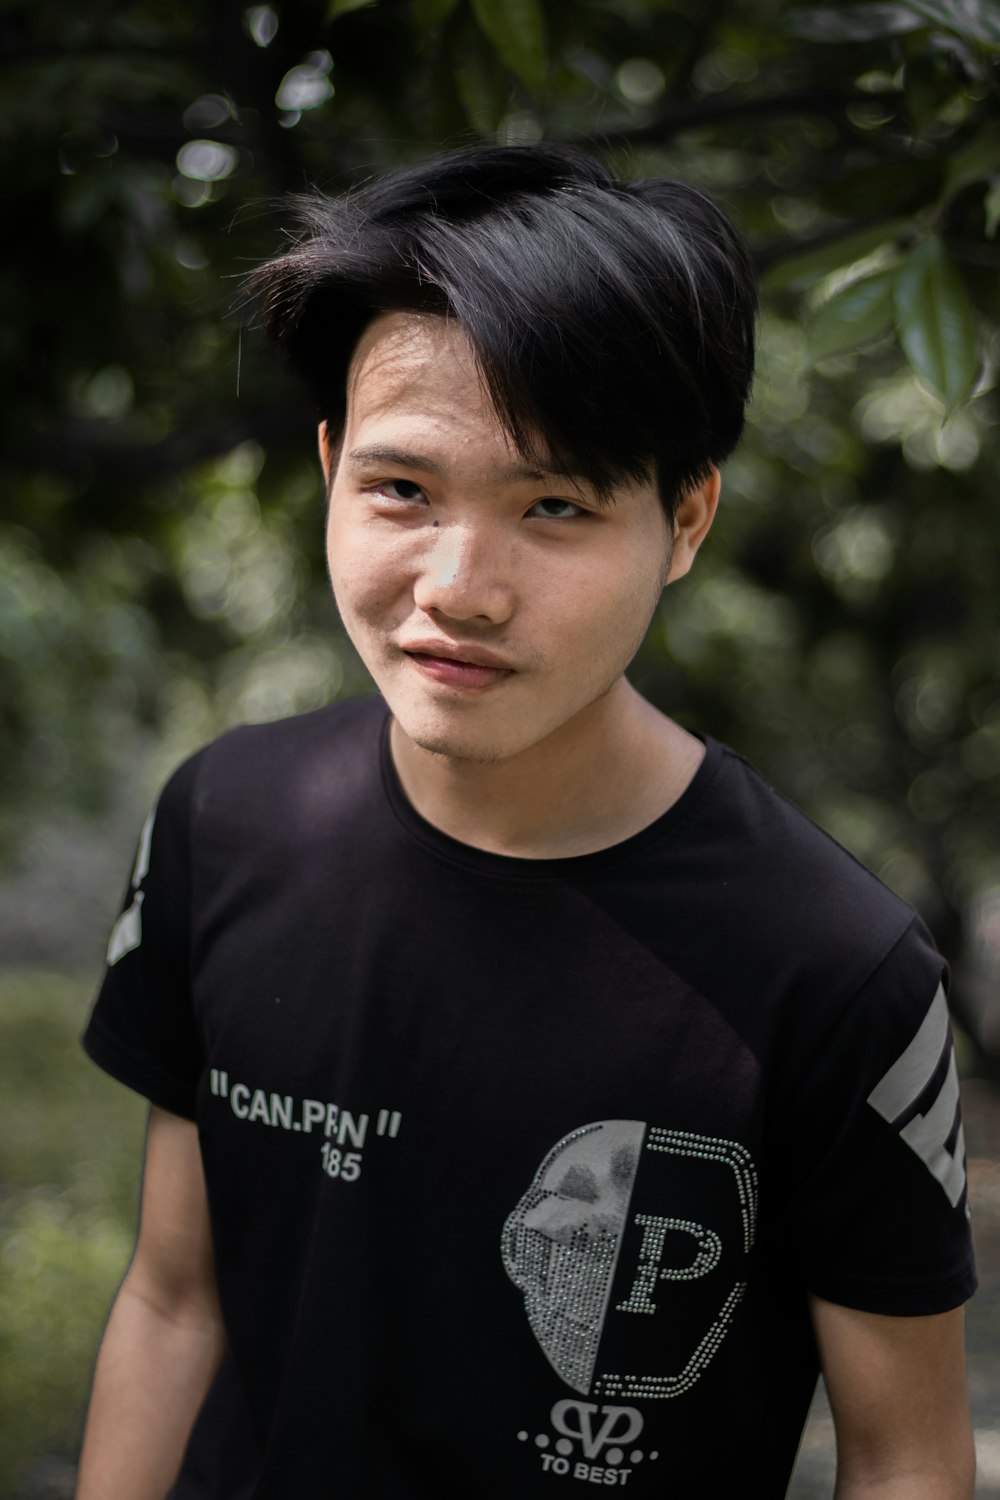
left=502, top=1120, right=644, bottom=1394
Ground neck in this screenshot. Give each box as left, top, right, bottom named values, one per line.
left=389, top=680, right=705, bottom=859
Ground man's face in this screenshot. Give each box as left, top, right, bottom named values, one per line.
left=323, top=311, right=675, bottom=765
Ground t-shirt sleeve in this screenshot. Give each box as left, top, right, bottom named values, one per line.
left=771, top=915, right=977, bottom=1315
left=82, top=752, right=205, bottom=1120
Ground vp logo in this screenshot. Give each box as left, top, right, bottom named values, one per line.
left=551, top=1400, right=642, bottom=1460
left=516, top=1398, right=655, bottom=1479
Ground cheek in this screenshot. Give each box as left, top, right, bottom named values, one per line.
left=560, top=550, right=664, bottom=644
left=327, top=523, right=407, bottom=617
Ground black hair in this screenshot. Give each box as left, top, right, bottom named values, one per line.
left=247, top=143, right=758, bottom=516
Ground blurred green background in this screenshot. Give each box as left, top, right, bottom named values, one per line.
left=2, top=0, right=999, bottom=1493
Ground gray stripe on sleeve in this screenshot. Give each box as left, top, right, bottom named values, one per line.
left=867, top=983, right=966, bottom=1207
left=867, top=982, right=949, bottom=1125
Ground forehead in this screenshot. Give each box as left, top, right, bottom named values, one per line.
left=346, top=311, right=493, bottom=430
left=340, top=313, right=664, bottom=523
left=343, top=312, right=585, bottom=492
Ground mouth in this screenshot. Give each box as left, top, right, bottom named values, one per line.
left=399, top=640, right=515, bottom=690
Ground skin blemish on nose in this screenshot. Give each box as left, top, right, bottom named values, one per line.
left=432, top=520, right=440, bottom=528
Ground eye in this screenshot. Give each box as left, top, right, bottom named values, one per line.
left=373, top=479, right=427, bottom=504
left=555, top=1164, right=600, bottom=1203
left=527, top=497, right=585, bottom=520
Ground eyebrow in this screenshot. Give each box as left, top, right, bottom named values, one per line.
left=345, top=443, right=588, bottom=489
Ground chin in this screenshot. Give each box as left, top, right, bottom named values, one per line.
left=390, top=700, right=529, bottom=765
left=394, top=689, right=591, bottom=766
left=384, top=669, right=583, bottom=766
left=402, top=723, right=508, bottom=765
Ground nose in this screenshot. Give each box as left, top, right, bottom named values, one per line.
left=411, top=519, right=514, bottom=625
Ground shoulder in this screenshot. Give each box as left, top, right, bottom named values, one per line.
left=691, top=740, right=936, bottom=1002
left=155, top=695, right=388, bottom=847
left=196, top=693, right=383, bottom=785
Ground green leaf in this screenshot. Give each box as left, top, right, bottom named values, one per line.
left=820, top=160, right=939, bottom=218
left=943, top=123, right=1000, bottom=195
left=893, top=237, right=980, bottom=408
left=326, top=0, right=376, bottom=20
left=470, top=0, right=547, bottom=92
left=984, top=180, right=1000, bottom=239
left=902, top=0, right=1000, bottom=49
left=412, top=0, right=463, bottom=25
left=785, top=5, right=925, bottom=42
left=450, top=16, right=509, bottom=131
left=788, top=0, right=1000, bottom=47
left=903, top=50, right=962, bottom=127
left=808, top=270, right=896, bottom=360
left=763, top=222, right=907, bottom=294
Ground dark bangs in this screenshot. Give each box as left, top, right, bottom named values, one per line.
left=246, top=144, right=758, bottom=513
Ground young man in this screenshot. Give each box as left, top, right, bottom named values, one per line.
left=78, top=145, right=976, bottom=1498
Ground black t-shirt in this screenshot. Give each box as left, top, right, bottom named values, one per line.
left=84, top=696, right=976, bottom=1498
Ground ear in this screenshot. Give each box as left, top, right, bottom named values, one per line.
left=317, top=420, right=338, bottom=488
left=666, top=466, right=721, bottom=584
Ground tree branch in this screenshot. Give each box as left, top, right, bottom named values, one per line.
left=753, top=212, right=913, bottom=274
left=603, top=87, right=902, bottom=145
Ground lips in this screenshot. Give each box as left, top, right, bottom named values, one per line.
left=399, top=639, right=515, bottom=690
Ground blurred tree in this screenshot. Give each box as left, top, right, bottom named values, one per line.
left=1, top=0, right=1000, bottom=1486
left=1, top=0, right=999, bottom=1055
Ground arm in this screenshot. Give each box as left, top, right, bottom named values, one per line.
left=810, top=1294, right=975, bottom=1499
left=76, top=1106, right=228, bottom=1500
